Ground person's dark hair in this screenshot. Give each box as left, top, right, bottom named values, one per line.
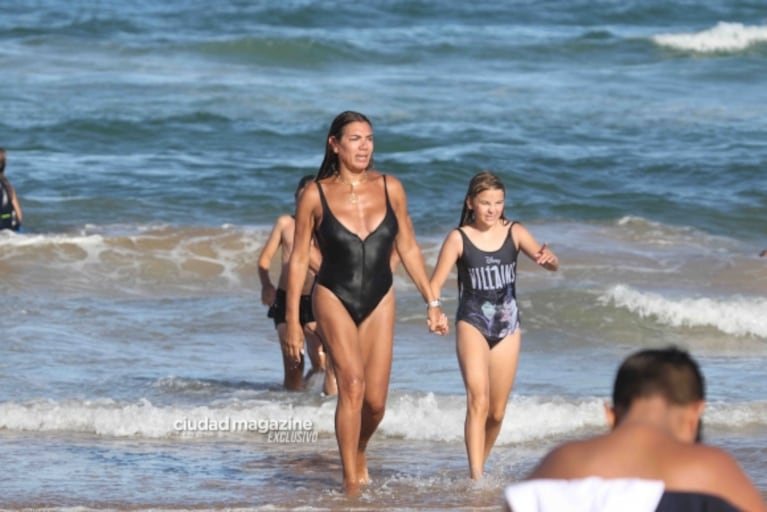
left=0, top=148, right=6, bottom=173
left=612, top=346, right=705, bottom=425
left=316, top=111, right=373, bottom=180
left=295, top=174, right=315, bottom=200
left=459, top=171, right=507, bottom=226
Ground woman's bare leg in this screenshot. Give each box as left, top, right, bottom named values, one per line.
left=312, top=285, right=365, bottom=495
left=355, top=289, right=395, bottom=484
left=303, top=321, right=325, bottom=373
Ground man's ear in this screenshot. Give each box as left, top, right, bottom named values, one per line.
left=604, top=401, right=616, bottom=429
left=688, top=400, right=705, bottom=441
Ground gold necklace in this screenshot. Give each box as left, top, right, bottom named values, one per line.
left=335, top=171, right=367, bottom=204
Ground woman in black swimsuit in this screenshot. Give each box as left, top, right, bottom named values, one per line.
left=285, top=111, right=448, bottom=495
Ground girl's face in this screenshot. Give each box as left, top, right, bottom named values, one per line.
left=467, top=187, right=505, bottom=227
left=330, top=121, right=373, bottom=173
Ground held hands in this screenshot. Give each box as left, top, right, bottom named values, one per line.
left=535, top=242, right=559, bottom=270
left=427, top=306, right=449, bottom=335
left=283, top=321, right=305, bottom=366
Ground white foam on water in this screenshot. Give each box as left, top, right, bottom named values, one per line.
left=3, top=393, right=761, bottom=441
left=600, top=284, right=767, bottom=339
left=653, top=22, right=767, bottom=53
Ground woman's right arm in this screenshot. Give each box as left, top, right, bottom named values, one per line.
left=284, top=185, right=319, bottom=364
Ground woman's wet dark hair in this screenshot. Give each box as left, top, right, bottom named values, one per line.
left=316, top=111, right=373, bottom=180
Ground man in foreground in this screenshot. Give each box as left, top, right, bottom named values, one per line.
left=504, top=346, right=766, bottom=512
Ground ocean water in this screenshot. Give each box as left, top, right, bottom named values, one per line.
left=1, top=1, right=766, bottom=510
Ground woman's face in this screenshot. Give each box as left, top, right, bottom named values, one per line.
left=330, top=121, right=373, bottom=173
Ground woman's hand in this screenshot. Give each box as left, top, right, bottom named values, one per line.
left=283, top=321, right=305, bottom=366
left=427, top=306, right=449, bottom=335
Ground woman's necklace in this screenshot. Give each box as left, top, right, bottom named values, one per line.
left=335, top=171, right=367, bottom=204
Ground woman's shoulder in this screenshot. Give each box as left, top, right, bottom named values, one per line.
left=296, top=180, right=322, bottom=211
left=373, top=170, right=401, bottom=186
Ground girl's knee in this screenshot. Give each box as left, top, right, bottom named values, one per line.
left=487, top=410, right=505, bottom=426
left=467, top=392, right=490, bottom=416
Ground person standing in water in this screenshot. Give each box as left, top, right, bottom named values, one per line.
left=0, top=148, right=23, bottom=232
left=258, top=175, right=336, bottom=395
left=284, top=111, right=448, bottom=495
left=430, top=170, right=559, bottom=480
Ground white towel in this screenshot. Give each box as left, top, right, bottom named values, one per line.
left=504, top=477, right=665, bottom=512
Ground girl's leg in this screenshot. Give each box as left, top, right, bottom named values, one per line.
left=455, top=321, right=491, bottom=479
left=483, top=330, right=521, bottom=464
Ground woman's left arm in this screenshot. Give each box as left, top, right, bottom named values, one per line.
left=513, top=222, right=559, bottom=271
left=388, top=176, right=449, bottom=334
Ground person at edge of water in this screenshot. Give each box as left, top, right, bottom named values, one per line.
left=258, top=174, right=337, bottom=395
left=284, top=111, right=449, bottom=496
left=0, top=148, right=23, bottom=232
left=429, top=170, right=559, bottom=480
left=503, top=346, right=767, bottom=512
left=760, top=249, right=766, bottom=257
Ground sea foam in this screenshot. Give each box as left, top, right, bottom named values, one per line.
left=653, top=22, right=767, bottom=53
left=1, top=392, right=762, bottom=441
left=600, top=284, right=767, bottom=339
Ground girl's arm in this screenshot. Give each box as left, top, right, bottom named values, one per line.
left=512, top=223, right=559, bottom=271
left=429, top=229, right=462, bottom=303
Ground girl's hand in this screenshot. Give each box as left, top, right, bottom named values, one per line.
left=535, top=243, right=559, bottom=270
left=427, top=306, right=449, bottom=335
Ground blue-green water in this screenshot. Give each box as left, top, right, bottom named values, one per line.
left=1, top=1, right=766, bottom=510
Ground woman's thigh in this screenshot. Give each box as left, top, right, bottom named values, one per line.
left=313, top=285, right=363, bottom=379
left=357, top=289, right=396, bottom=405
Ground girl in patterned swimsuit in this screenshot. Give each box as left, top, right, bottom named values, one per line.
left=430, top=171, right=559, bottom=480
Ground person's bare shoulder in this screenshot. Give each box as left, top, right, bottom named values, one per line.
left=672, top=444, right=766, bottom=510
left=295, top=180, right=322, bottom=218
left=376, top=172, right=408, bottom=212
left=527, top=438, right=596, bottom=479
left=370, top=170, right=398, bottom=190
left=274, top=214, right=294, bottom=235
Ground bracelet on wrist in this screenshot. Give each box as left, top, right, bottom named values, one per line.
left=426, top=299, right=442, bottom=309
